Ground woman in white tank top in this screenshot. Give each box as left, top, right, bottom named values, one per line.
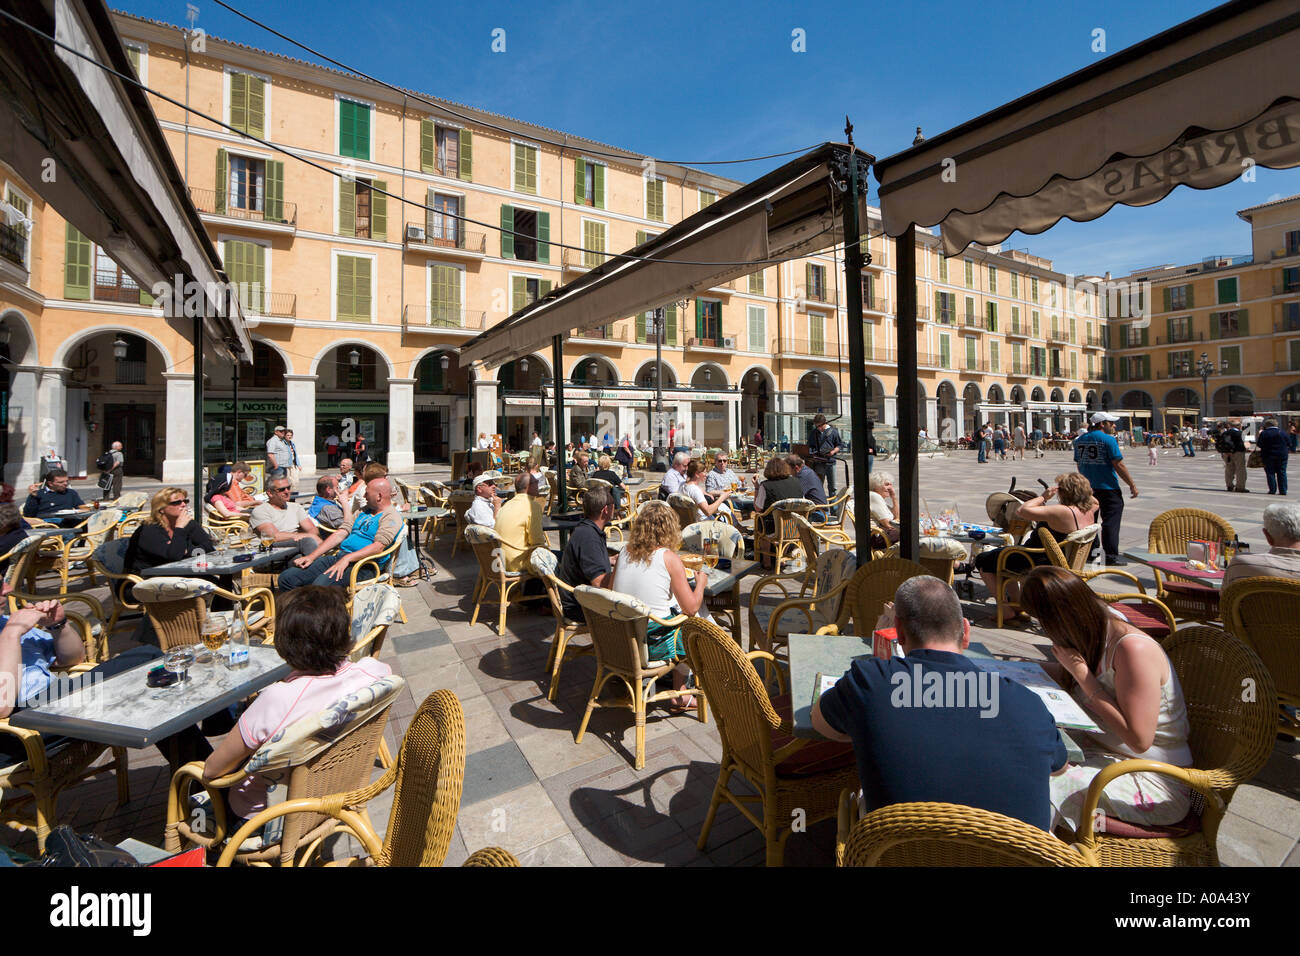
left=1020, top=566, right=1193, bottom=830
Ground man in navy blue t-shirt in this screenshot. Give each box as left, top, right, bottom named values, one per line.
left=1073, top=411, right=1139, bottom=565
left=812, top=576, right=1066, bottom=831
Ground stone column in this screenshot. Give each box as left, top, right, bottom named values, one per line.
left=35, top=367, right=68, bottom=470
left=472, top=378, right=497, bottom=448
left=6, top=366, right=42, bottom=486
left=284, top=374, right=318, bottom=474
left=883, top=395, right=898, bottom=427
left=725, top=396, right=738, bottom=451
left=162, top=372, right=195, bottom=483
left=925, top=397, right=939, bottom=437
left=387, top=376, right=417, bottom=473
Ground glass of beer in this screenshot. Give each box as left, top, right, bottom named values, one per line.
left=200, top=615, right=226, bottom=654
left=702, top=535, right=718, bottom=569
left=260, top=534, right=275, bottom=552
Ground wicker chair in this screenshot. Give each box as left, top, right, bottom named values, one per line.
left=753, top=498, right=815, bottom=570
left=573, top=585, right=706, bottom=770
left=344, top=526, right=408, bottom=612
left=448, top=493, right=475, bottom=556
left=1147, top=508, right=1235, bottom=623
left=528, top=548, right=592, bottom=702
left=840, top=802, right=1095, bottom=867
left=666, top=493, right=698, bottom=530
left=682, top=616, right=856, bottom=866
left=1069, top=626, right=1277, bottom=866
left=1096, top=592, right=1178, bottom=642
left=748, top=548, right=857, bottom=657
left=463, top=525, right=539, bottom=634
left=132, top=577, right=275, bottom=650
left=0, top=615, right=129, bottom=854
left=167, top=676, right=404, bottom=866
left=87, top=539, right=143, bottom=636
left=790, top=514, right=853, bottom=588
left=988, top=524, right=1100, bottom=627
left=1221, top=576, right=1300, bottom=739
left=27, top=508, right=124, bottom=592
left=680, top=520, right=746, bottom=633
left=825, top=557, right=932, bottom=637
left=214, top=689, right=519, bottom=867
left=811, top=488, right=852, bottom=531
left=417, top=486, right=453, bottom=543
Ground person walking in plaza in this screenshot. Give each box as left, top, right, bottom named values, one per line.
left=992, top=425, right=1007, bottom=462
left=1030, top=424, right=1044, bottom=458
left=283, top=428, right=302, bottom=492
left=808, top=413, right=842, bottom=497
left=1012, top=423, right=1026, bottom=460
left=1257, top=418, right=1289, bottom=496
left=325, top=432, right=340, bottom=468
left=1147, top=433, right=1159, bottom=467
left=353, top=435, right=370, bottom=466
left=265, top=425, right=290, bottom=480
left=976, top=423, right=988, bottom=464
left=1290, top=422, right=1299, bottom=453
left=1179, top=425, right=1195, bottom=457
left=1074, top=411, right=1138, bottom=566
left=1217, top=423, right=1248, bottom=493
left=98, top=440, right=125, bottom=500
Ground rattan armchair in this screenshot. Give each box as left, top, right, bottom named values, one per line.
left=27, top=508, right=124, bottom=592
left=1147, top=508, right=1235, bottom=622
left=1069, top=626, right=1276, bottom=866
left=463, top=525, right=540, bottom=633
left=88, top=539, right=142, bottom=636
left=666, top=493, right=698, bottom=530
left=988, top=524, right=1100, bottom=627
left=167, top=676, right=403, bottom=866
left=748, top=548, right=857, bottom=658
left=528, top=549, right=592, bottom=701
left=822, top=557, right=931, bottom=637
left=448, top=493, right=475, bottom=556
left=132, top=577, right=275, bottom=650
left=213, top=689, right=519, bottom=867
left=417, top=486, right=453, bottom=543
left=344, top=526, right=407, bottom=612
left=573, top=586, right=705, bottom=770
left=682, top=616, right=854, bottom=866
left=1221, top=576, right=1300, bottom=740
left=810, top=488, right=852, bottom=531
left=753, top=497, right=814, bottom=571
left=840, top=802, right=1096, bottom=866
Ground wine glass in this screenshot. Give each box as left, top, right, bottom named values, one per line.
left=163, top=646, right=196, bottom=687
left=260, top=533, right=275, bottom=553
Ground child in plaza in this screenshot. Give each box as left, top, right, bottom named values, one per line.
left=1147, top=434, right=1158, bottom=466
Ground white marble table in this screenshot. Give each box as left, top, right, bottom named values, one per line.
left=140, top=545, right=299, bottom=577
left=10, top=644, right=290, bottom=748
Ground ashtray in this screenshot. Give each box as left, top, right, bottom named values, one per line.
left=968, top=530, right=986, bottom=540
left=233, top=554, right=254, bottom=563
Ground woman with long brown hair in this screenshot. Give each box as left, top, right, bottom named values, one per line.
left=1019, top=565, right=1192, bottom=830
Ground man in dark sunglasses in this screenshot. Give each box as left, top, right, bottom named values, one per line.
left=250, top=480, right=319, bottom=554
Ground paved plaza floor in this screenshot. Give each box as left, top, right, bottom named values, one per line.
left=13, top=446, right=1298, bottom=865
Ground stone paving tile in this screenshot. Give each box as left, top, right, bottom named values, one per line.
left=458, top=781, right=571, bottom=858
left=461, top=740, right=539, bottom=807
left=1216, top=813, right=1296, bottom=867
left=514, top=832, right=593, bottom=867
left=390, top=626, right=451, bottom=653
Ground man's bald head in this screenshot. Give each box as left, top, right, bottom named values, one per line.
left=365, top=477, right=393, bottom=510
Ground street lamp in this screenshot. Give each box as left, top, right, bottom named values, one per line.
left=519, top=356, right=528, bottom=375
left=113, top=336, right=129, bottom=361
left=349, top=348, right=361, bottom=368
left=439, top=352, right=450, bottom=371
left=1193, top=351, right=1226, bottom=419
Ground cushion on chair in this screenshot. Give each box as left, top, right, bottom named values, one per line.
left=92, top=538, right=130, bottom=575
left=131, top=577, right=217, bottom=603
left=1110, top=602, right=1172, bottom=639
left=1064, top=523, right=1100, bottom=545
left=1162, top=580, right=1218, bottom=598
left=573, top=585, right=651, bottom=622
left=771, top=498, right=814, bottom=513
left=768, top=693, right=856, bottom=778
left=349, top=583, right=403, bottom=642
left=528, top=548, right=558, bottom=577
left=1093, top=807, right=1203, bottom=839
left=917, top=537, right=969, bottom=561
left=84, top=509, right=124, bottom=535
left=463, top=525, right=501, bottom=546
left=681, top=521, right=744, bottom=559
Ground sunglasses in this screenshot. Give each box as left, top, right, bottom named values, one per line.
left=169, top=498, right=189, bottom=506
left=271, top=486, right=291, bottom=493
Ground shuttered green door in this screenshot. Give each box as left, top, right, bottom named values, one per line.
left=965, top=337, right=976, bottom=369
left=500, top=205, right=514, bottom=258
left=337, top=256, right=372, bottom=322
left=593, top=164, right=604, bottom=209
left=420, top=119, right=435, bottom=173
left=339, top=100, right=370, bottom=160
left=370, top=180, right=387, bottom=240
left=215, top=149, right=228, bottom=214
left=339, top=179, right=355, bottom=237
left=459, top=130, right=473, bottom=181
left=265, top=160, right=284, bottom=222
left=64, top=224, right=92, bottom=299
left=537, top=212, right=550, bottom=263
left=665, top=304, right=677, bottom=345
left=430, top=264, right=461, bottom=326
left=809, top=315, right=824, bottom=355
left=748, top=306, right=764, bottom=352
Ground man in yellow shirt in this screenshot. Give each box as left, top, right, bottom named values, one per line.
left=494, top=472, right=545, bottom=571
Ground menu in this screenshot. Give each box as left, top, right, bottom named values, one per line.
left=971, top=659, right=1102, bottom=732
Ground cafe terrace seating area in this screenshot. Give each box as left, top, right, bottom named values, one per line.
left=0, top=448, right=1296, bottom=866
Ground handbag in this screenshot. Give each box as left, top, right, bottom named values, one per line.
left=1247, top=450, right=1264, bottom=468
left=26, top=826, right=139, bottom=867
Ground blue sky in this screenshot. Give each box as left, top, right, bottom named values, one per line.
left=120, top=0, right=1300, bottom=276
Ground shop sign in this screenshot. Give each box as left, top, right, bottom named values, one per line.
left=203, top=398, right=287, bottom=415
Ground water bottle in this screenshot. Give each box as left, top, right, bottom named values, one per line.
left=226, top=619, right=250, bottom=670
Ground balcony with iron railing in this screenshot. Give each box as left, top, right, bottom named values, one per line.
left=1275, top=281, right=1300, bottom=296
left=1048, top=330, right=1072, bottom=343
left=1006, top=365, right=1029, bottom=378
left=796, top=287, right=837, bottom=310
left=401, top=304, right=487, bottom=333
left=93, top=269, right=147, bottom=304
left=114, top=359, right=147, bottom=385
left=686, top=334, right=738, bottom=351
left=404, top=222, right=487, bottom=258
left=239, top=290, right=297, bottom=318
left=190, top=187, right=296, bottom=229
left=1005, top=322, right=1029, bottom=338
left=0, top=223, right=26, bottom=270
left=861, top=295, right=890, bottom=314
left=572, top=324, right=628, bottom=343
left=1277, top=361, right=1300, bottom=373
left=958, top=359, right=991, bottom=374
left=561, top=247, right=606, bottom=272
left=935, top=309, right=956, bottom=326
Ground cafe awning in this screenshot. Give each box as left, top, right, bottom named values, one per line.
left=873, top=0, right=1300, bottom=256
left=460, top=143, right=872, bottom=370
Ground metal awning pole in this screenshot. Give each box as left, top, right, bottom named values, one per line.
left=897, top=224, right=920, bottom=562
left=231, top=350, right=240, bottom=464
left=838, top=128, right=872, bottom=565
left=194, top=308, right=206, bottom=513
left=552, top=334, right=567, bottom=511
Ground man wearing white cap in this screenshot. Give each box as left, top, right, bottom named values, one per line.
left=265, top=425, right=292, bottom=479
left=1073, top=411, right=1139, bottom=566
left=465, top=471, right=502, bottom=527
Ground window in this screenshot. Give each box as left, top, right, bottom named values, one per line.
left=338, top=98, right=371, bottom=160
left=645, top=177, right=665, bottom=222
left=1123, top=355, right=1148, bottom=380
left=94, top=245, right=140, bottom=303
left=420, top=122, right=472, bottom=181
left=935, top=292, right=955, bottom=324
left=429, top=264, right=462, bottom=326
left=574, top=158, right=605, bottom=208
left=1288, top=230, right=1300, bottom=256
left=1050, top=283, right=1060, bottom=308
left=338, top=177, right=387, bottom=240
left=1284, top=302, right=1300, bottom=331
left=989, top=341, right=1000, bottom=372
left=747, top=305, right=766, bottom=351
left=425, top=191, right=461, bottom=246
left=1211, top=309, right=1248, bottom=338
left=214, top=150, right=286, bottom=223
left=223, top=239, right=266, bottom=313
left=861, top=273, right=875, bottom=308
left=1030, top=346, right=1046, bottom=376
left=965, top=336, right=977, bottom=370
left=1051, top=314, right=1060, bottom=339
left=124, top=44, right=144, bottom=79
left=939, top=334, right=951, bottom=369
left=1220, top=345, right=1241, bottom=376
left=808, top=313, right=824, bottom=355
left=986, top=302, right=998, bottom=332
left=696, top=299, right=722, bottom=343
left=1012, top=343, right=1023, bottom=374
left=1216, top=276, right=1238, bottom=304
left=510, top=275, right=552, bottom=311
left=1087, top=353, right=1095, bottom=379
left=3, top=183, right=30, bottom=268
left=938, top=256, right=948, bottom=284
left=1069, top=316, right=1076, bottom=343
left=1070, top=351, right=1078, bottom=379
left=115, top=335, right=147, bottom=385
left=1167, top=284, right=1192, bottom=310
left=1166, top=315, right=1192, bottom=343
left=228, top=71, right=266, bottom=137
left=581, top=219, right=606, bottom=269
left=1032, top=311, right=1040, bottom=337
left=513, top=143, right=538, bottom=194
left=1010, top=272, right=1019, bottom=298
left=964, top=259, right=974, bottom=288
left=699, top=189, right=716, bottom=210
left=964, top=296, right=976, bottom=325
left=500, top=205, right=550, bottom=263
left=1291, top=339, right=1300, bottom=371
left=988, top=265, right=997, bottom=294
left=749, top=271, right=765, bottom=295
left=335, top=253, right=373, bottom=322
left=1050, top=349, right=1064, bottom=377
left=1169, top=349, right=1193, bottom=377
left=1282, top=266, right=1300, bottom=293
left=1011, top=305, right=1021, bottom=333
left=1031, top=277, right=1039, bottom=302
left=806, top=264, right=827, bottom=301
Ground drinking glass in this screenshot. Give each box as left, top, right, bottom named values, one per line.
left=163, top=646, right=195, bottom=686
left=702, top=535, right=718, bottom=569
left=201, top=615, right=226, bottom=654
left=260, top=534, right=275, bottom=553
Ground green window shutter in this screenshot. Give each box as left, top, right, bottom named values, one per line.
left=1165, top=317, right=1173, bottom=342
left=536, top=212, right=550, bottom=263
left=511, top=276, right=527, bottom=312
left=354, top=104, right=370, bottom=160
left=1210, top=313, right=1220, bottom=338
left=420, top=119, right=435, bottom=173
left=430, top=265, right=461, bottom=325
left=214, top=149, right=228, bottom=214
left=1162, top=288, right=1172, bottom=312
left=574, top=158, right=585, bottom=204
left=339, top=100, right=355, bottom=157
left=353, top=257, right=371, bottom=321
left=246, top=76, right=265, bottom=137
left=371, top=180, right=387, bottom=241
left=990, top=341, right=999, bottom=372
left=809, top=314, right=824, bottom=354
left=225, top=240, right=245, bottom=306
left=1217, top=277, right=1237, bottom=303
left=1168, top=352, right=1178, bottom=377
left=1139, top=326, right=1148, bottom=346
left=750, top=271, right=764, bottom=295
left=805, top=264, right=813, bottom=297
left=500, top=205, right=514, bottom=259
left=539, top=280, right=552, bottom=296
left=1186, top=286, right=1194, bottom=309
left=338, top=178, right=355, bottom=237
left=230, top=71, right=247, bottom=133
left=636, top=230, right=647, bottom=245
left=940, top=335, right=950, bottom=368
left=458, top=129, right=473, bottom=181
left=965, top=336, right=976, bottom=368
left=265, top=160, right=284, bottom=222
left=1290, top=339, right=1300, bottom=370
left=665, top=304, right=677, bottom=345
left=126, top=46, right=140, bottom=77
left=934, top=290, right=942, bottom=321
left=337, top=256, right=355, bottom=320
left=250, top=242, right=266, bottom=313
left=636, top=313, right=646, bottom=343
left=1239, top=309, right=1249, bottom=335
left=695, top=299, right=705, bottom=338
left=594, top=164, right=605, bottom=209
left=64, top=223, right=92, bottom=299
